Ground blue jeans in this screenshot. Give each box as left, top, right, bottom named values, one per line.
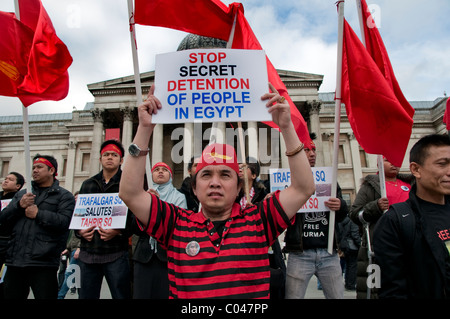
left=78, top=251, right=131, bottom=299
left=285, top=249, right=344, bottom=299
left=57, top=250, right=79, bottom=299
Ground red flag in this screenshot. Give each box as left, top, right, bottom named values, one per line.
left=0, top=0, right=72, bottom=107
left=341, top=19, right=413, bottom=167
left=360, top=0, right=415, bottom=120
left=444, top=97, right=450, bottom=130
left=134, top=0, right=311, bottom=144
left=135, top=0, right=235, bottom=40
left=0, top=12, right=33, bottom=99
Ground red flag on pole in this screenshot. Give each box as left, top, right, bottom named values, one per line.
left=360, top=0, right=415, bottom=121
left=134, top=0, right=311, bottom=144
left=0, top=0, right=72, bottom=106
left=135, top=0, right=234, bottom=40
left=0, top=12, right=33, bottom=99
left=341, top=19, right=413, bottom=167
left=444, top=97, right=450, bottom=130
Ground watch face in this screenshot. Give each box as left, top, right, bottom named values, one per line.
left=129, top=144, right=140, bottom=156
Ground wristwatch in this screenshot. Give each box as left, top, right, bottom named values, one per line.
left=128, top=143, right=150, bottom=157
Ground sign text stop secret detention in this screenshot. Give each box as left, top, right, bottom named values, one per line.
left=153, top=49, right=270, bottom=124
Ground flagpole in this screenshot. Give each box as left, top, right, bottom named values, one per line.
left=127, top=0, right=152, bottom=185
left=356, top=0, right=366, bottom=47
left=209, top=9, right=238, bottom=143
left=14, top=0, right=32, bottom=192
left=328, top=0, right=345, bottom=254
left=228, top=11, right=250, bottom=204
left=205, top=10, right=250, bottom=203
left=355, top=0, right=387, bottom=200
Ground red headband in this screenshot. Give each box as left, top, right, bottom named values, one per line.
left=101, top=144, right=123, bottom=157
left=304, top=138, right=316, bottom=151
left=195, top=143, right=239, bottom=175
left=34, top=158, right=58, bottom=176
left=151, top=162, right=173, bottom=177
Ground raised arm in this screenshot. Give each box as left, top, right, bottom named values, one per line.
left=119, top=85, right=161, bottom=227
left=262, top=83, right=315, bottom=220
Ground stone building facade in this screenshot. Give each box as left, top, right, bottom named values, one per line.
left=0, top=66, right=447, bottom=206
left=0, top=32, right=448, bottom=203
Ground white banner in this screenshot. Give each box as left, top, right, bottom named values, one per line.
left=269, top=167, right=333, bottom=213
left=153, top=48, right=270, bottom=124
left=69, top=193, right=128, bottom=229
left=1, top=199, right=12, bottom=211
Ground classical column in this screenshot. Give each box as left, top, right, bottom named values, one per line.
left=247, top=121, right=258, bottom=160
left=280, top=133, right=288, bottom=168
left=183, top=123, right=194, bottom=177
left=348, top=132, right=363, bottom=192
left=89, top=108, right=104, bottom=176
left=65, top=140, right=77, bottom=193
left=216, top=122, right=226, bottom=144
left=307, top=100, right=323, bottom=166
left=152, top=124, right=163, bottom=164
left=121, top=106, right=134, bottom=150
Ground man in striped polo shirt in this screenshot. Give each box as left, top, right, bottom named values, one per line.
left=119, top=84, right=315, bottom=298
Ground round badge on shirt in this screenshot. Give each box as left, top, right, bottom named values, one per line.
left=186, top=241, right=200, bottom=257
left=401, top=185, right=410, bottom=192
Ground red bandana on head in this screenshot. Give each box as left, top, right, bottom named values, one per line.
left=304, top=139, right=316, bottom=151
left=151, top=162, right=173, bottom=177
left=34, top=157, right=58, bottom=176
left=101, top=143, right=123, bottom=157
left=195, top=143, right=239, bottom=175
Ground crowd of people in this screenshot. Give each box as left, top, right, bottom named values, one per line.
left=0, top=84, right=449, bottom=299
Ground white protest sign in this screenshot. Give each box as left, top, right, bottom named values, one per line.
left=1, top=199, right=12, bottom=211
left=269, top=167, right=333, bottom=213
left=153, top=48, right=270, bottom=124
left=69, top=193, right=128, bottom=229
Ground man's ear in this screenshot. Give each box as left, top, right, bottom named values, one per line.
left=410, top=162, right=421, bottom=179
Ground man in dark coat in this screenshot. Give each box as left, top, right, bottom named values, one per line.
left=0, top=156, right=74, bottom=299
left=350, top=158, right=413, bottom=299
left=0, top=171, right=25, bottom=299
left=284, top=134, right=348, bottom=299
left=77, top=140, right=133, bottom=299
left=374, top=134, right=450, bottom=298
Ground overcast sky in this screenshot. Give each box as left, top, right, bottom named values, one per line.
left=0, top=0, right=449, bottom=116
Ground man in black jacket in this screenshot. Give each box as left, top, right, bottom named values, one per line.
left=0, top=156, right=75, bottom=299
left=284, top=134, right=348, bottom=299
left=77, top=140, right=132, bottom=299
left=374, top=134, right=450, bottom=298
left=0, top=172, right=25, bottom=299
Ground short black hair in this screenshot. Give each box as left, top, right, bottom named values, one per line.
left=410, top=134, right=450, bottom=165
left=100, top=139, right=125, bottom=158
left=33, top=154, right=58, bottom=177
left=9, top=171, right=24, bottom=189
left=245, top=157, right=260, bottom=178
left=188, top=155, right=201, bottom=171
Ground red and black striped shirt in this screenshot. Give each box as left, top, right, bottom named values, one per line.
left=140, top=190, right=293, bottom=299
